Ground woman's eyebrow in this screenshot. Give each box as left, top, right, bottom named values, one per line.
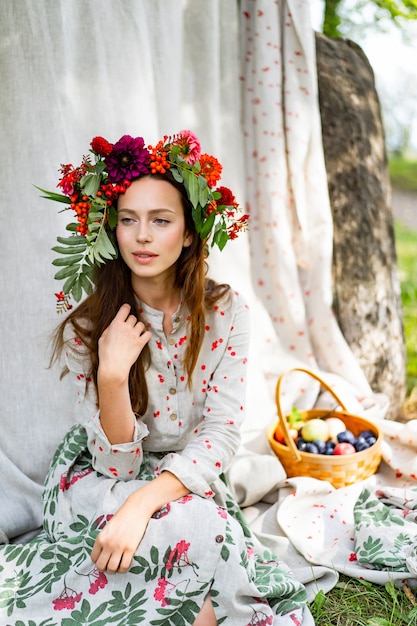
left=117, top=207, right=177, bottom=215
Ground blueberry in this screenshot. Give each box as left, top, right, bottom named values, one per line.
left=296, top=437, right=307, bottom=450
left=355, top=435, right=367, bottom=447
left=312, top=440, right=326, bottom=454
left=324, top=447, right=335, bottom=455
left=354, top=440, right=369, bottom=452
left=337, top=430, right=355, bottom=444
left=366, top=436, right=377, bottom=446
left=305, top=442, right=319, bottom=454
left=360, top=430, right=376, bottom=440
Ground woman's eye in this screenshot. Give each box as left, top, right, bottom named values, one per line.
left=120, top=217, right=135, bottom=225
left=154, top=218, right=169, bottom=225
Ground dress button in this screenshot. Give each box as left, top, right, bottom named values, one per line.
left=169, top=387, right=176, bottom=395
left=174, top=316, right=180, bottom=323
left=215, top=535, right=224, bottom=543
left=168, top=338, right=175, bottom=345
left=170, top=413, right=177, bottom=421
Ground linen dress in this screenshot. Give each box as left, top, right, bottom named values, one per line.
left=0, top=289, right=308, bottom=625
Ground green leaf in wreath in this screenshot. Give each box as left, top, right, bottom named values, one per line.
left=57, top=235, right=87, bottom=246
left=170, top=168, right=183, bottom=184
left=52, top=253, right=84, bottom=267
left=108, top=205, right=118, bottom=229
left=199, top=210, right=216, bottom=239
left=52, top=244, right=86, bottom=255
left=35, top=185, right=71, bottom=204
left=182, top=169, right=199, bottom=208
left=80, top=172, right=101, bottom=197
left=54, top=264, right=80, bottom=281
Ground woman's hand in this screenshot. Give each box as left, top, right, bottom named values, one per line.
left=97, top=304, right=151, bottom=444
left=91, top=492, right=151, bottom=573
left=91, top=472, right=190, bottom=573
left=98, top=303, right=151, bottom=383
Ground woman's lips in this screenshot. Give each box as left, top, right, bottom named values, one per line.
left=133, top=251, right=158, bottom=264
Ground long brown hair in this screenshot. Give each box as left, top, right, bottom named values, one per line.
left=51, top=171, right=230, bottom=415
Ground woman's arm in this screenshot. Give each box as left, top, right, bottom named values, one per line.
left=91, top=470, right=189, bottom=573
left=91, top=304, right=191, bottom=572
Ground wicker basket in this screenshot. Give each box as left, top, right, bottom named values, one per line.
left=267, top=368, right=383, bottom=488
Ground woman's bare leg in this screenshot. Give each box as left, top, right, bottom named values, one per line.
left=193, top=594, right=217, bottom=626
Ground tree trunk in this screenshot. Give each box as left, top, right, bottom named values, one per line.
left=315, top=32, right=406, bottom=420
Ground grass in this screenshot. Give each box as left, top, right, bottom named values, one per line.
left=309, top=158, right=417, bottom=623
left=311, top=578, right=417, bottom=625
left=389, top=156, right=417, bottom=194
left=394, top=220, right=417, bottom=396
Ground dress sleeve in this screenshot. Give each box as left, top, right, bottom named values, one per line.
left=159, top=293, right=250, bottom=498
left=64, top=324, right=149, bottom=480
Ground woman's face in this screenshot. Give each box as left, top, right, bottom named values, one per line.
left=116, top=177, right=193, bottom=291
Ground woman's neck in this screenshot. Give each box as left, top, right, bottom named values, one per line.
left=132, top=277, right=181, bottom=335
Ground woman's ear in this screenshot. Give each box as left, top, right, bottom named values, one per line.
left=183, top=232, right=194, bottom=248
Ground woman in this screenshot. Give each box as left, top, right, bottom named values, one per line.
left=0, top=131, right=307, bottom=624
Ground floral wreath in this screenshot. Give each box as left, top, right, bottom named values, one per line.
left=37, top=130, right=249, bottom=313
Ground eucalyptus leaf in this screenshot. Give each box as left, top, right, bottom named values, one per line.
left=66, top=222, right=79, bottom=232
left=52, top=253, right=84, bottom=267
left=54, top=264, right=80, bottom=280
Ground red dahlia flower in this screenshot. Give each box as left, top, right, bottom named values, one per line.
left=216, top=186, right=237, bottom=207
left=90, top=136, right=113, bottom=157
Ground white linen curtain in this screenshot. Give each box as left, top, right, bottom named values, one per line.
left=0, top=0, right=383, bottom=540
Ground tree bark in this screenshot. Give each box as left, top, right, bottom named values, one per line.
left=315, top=32, right=406, bottom=420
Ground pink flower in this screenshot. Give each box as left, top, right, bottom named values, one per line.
left=172, top=130, right=201, bottom=165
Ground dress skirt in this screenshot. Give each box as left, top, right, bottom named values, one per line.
left=0, top=424, right=307, bottom=625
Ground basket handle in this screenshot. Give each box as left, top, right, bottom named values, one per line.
left=275, top=367, right=349, bottom=461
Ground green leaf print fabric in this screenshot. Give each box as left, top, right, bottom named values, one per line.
left=0, top=425, right=307, bottom=625
left=353, top=486, right=417, bottom=575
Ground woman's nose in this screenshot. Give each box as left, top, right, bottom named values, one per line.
left=136, top=222, right=152, bottom=242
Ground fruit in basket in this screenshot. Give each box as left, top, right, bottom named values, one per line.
left=301, top=419, right=329, bottom=442
left=337, top=430, right=355, bottom=444
left=333, top=442, right=356, bottom=455
left=274, top=423, right=298, bottom=444
left=325, top=417, right=346, bottom=442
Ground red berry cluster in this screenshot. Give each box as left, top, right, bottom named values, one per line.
left=71, top=180, right=132, bottom=235
left=70, top=194, right=91, bottom=235
left=148, top=140, right=170, bottom=174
